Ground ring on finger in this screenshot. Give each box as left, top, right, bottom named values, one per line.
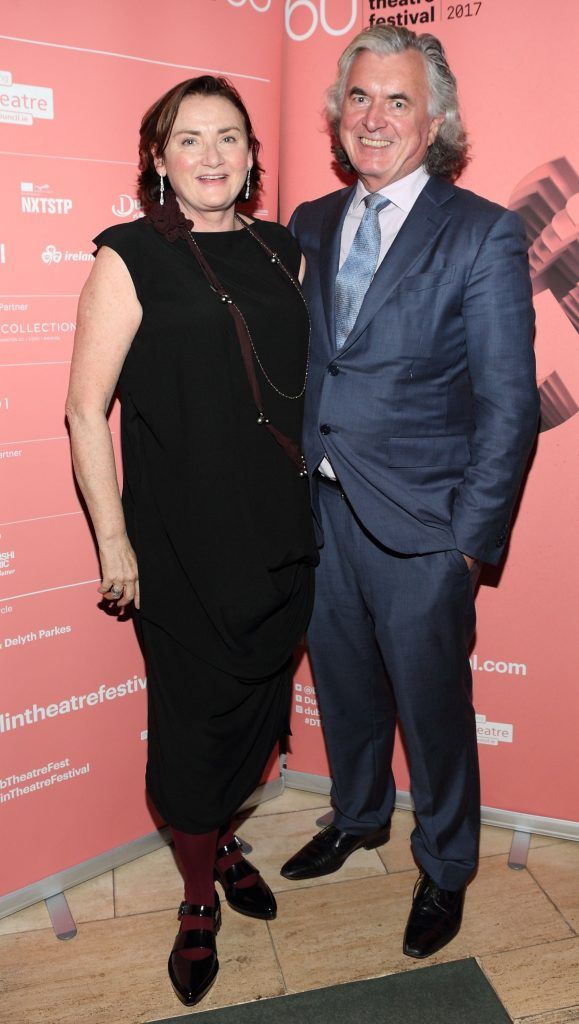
left=110, top=584, right=123, bottom=598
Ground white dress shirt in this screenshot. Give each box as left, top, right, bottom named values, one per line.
left=319, top=165, right=430, bottom=480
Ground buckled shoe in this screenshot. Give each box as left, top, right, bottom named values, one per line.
left=214, top=836, right=277, bottom=920
left=168, top=895, right=221, bottom=1006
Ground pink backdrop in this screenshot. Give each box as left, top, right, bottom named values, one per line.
left=0, top=0, right=283, bottom=900
left=282, top=0, right=579, bottom=826
left=1, top=0, right=577, bottom=905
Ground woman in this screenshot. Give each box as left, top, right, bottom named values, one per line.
left=66, top=75, right=316, bottom=1006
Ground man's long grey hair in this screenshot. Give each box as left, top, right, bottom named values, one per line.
left=326, top=25, right=469, bottom=182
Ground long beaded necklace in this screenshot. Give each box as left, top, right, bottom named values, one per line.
left=232, top=213, right=310, bottom=401
left=147, top=191, right=309, bottom=476
left=185, top=215, right=310, bottom=476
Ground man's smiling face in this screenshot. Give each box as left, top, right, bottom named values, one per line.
left=338, top=48, right=444, bottom=190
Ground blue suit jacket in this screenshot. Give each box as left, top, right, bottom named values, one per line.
left=290, top=176, right=539, bottom=566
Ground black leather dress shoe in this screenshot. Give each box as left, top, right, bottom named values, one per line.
left=214, top=836, right=277, bottom=920
left=403, top=872, right=465, bottom=958
left=168, top=896, right=221, bottom=1006
left=280, top=822, right=391, bottom=880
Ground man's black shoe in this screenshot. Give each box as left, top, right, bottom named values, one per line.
left=403, top=872, right=465, bottom=958
left=280, top=822, right=391, bottom=880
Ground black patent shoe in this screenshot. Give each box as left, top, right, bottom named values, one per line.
left=280, top=822, right=391, bottom=881
left=214, top=836, right=277, bottom=920
left=403, top=872, right=465, bottom=959
left=168, top=895, right=221, bottom=1006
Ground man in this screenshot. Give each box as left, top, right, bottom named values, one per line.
left=281, top=26, right=539, bottom=958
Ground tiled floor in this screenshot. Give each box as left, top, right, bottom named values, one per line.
left=0, top=789, right=577, bottom=1024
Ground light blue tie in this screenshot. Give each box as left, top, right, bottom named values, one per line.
left=335, top=193, right=390, bottom=349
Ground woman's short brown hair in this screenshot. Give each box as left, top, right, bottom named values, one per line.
left=138, top=75, right=263, bottom=210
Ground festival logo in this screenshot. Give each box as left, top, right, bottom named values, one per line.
left=366, top=0, right=435, bottom=29
left=364, top=0, right=486, bottom=28
left=0, top=71, right=54, bottom=125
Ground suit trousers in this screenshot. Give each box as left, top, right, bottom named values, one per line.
left=308, top=480, right=481, bottom=890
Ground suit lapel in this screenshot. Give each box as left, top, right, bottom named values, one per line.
left=338, top=177, right=456, bottom=355
left=319, top=186, right=355, bottom=350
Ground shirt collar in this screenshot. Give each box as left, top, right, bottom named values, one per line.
left=352, top=165, right=430, bottom=213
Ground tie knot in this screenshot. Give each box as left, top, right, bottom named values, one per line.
left=364, top=193, right=390, bottom=213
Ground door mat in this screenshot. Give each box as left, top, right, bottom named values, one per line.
left=156, top=957, right=509, bottom=1023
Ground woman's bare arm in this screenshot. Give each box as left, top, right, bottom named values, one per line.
left=66, top=247, right=143, bottom=607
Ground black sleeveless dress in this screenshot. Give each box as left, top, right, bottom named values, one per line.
left=93, top=216, right=317, bottom=833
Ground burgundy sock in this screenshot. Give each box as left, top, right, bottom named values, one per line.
left=216, top=823, right=258, bottom=890
left=171, top=826, right=219, bottom=961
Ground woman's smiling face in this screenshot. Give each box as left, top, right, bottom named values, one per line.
left=155, top=93, right=253, bottom=227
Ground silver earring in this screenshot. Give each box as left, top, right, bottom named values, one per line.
left=159, top=174, right=165, bottom=206
left=244, top=169, right=251, bottom=201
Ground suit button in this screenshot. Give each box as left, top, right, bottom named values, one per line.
left=328, top=364, right=339, bottom=376
left=320, top=424, right=331, bottom=435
